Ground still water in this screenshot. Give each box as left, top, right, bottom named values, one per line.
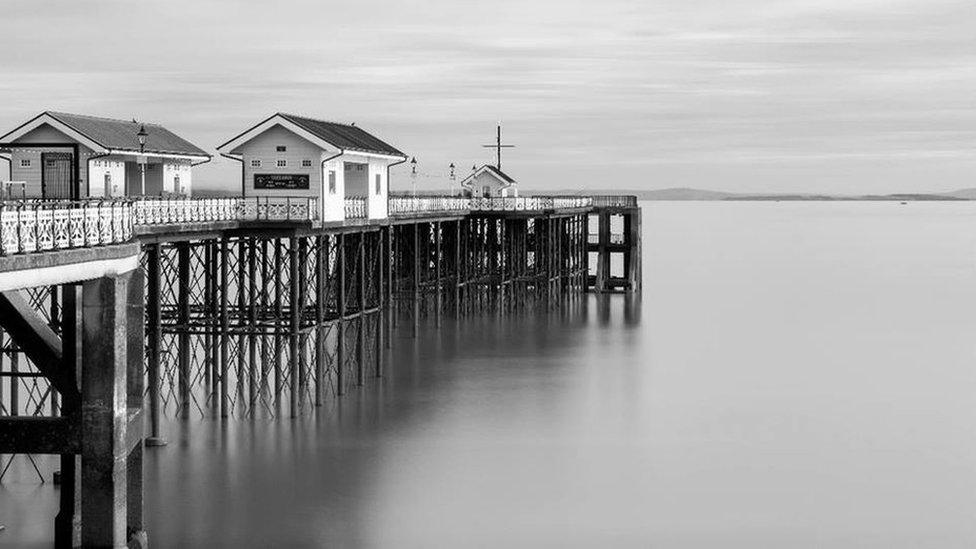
left=5, top=202, right=976, bottom=547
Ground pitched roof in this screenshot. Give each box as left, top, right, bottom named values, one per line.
left=484, top=164, right=515, bottom=184
left=42, top=112, right=209, bottom=157
left=461, top=164, right=517, bottom=187
left=277, top=113, right=405, bottom=157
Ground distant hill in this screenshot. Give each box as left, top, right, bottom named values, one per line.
left=550, top=188, right=973, bottom=201
left=942, top=188, right=976, bottom=199
left=636, top=188, right=737, bottom=200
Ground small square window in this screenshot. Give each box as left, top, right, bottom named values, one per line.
left=20, top=159, right=31, bottom=168
left=375, top=174, right=381, bottom=195
left=250, top=159, right=262, bottom=168
left=276, top=146, right=287, bottom=152
left=328, top=171, right=336, bottom=194
left=276, top=159, right=287, bottom=168
left=302, top=159, right=312, bottom=168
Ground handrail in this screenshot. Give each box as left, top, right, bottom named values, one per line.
left=388, top=195, right=469, bottom=216
left=0, top=199, right=132, bottom=256
left=0, top=193, right=607, bottom=257
left=589, top=195, right=637, bottom=208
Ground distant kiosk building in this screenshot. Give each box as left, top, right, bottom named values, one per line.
left=0, top=111, right=210, bottom=199
left=461, top=164, right=518, bottom=198
left=216, top=113, right=407, bottom=222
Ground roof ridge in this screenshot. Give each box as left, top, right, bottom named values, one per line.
left=46, top=111, right=163, bottom=127
left=277, top=112, right=361, bottom=130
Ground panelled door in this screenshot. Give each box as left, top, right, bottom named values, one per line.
left=41, top=152, right=74, bottom=199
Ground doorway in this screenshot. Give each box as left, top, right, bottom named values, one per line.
left=41, top=152, right=74, bottom=199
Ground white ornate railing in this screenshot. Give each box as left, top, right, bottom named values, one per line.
left=345, top=196, right=367, bottom=219
left=133, top=197, right=242, bottom=225
left=0, top=200, right=132, bottom=256
left=590, top=195, right=638, bottom=208
left=468, top=196, right=592, bottom=211
left=133, top=196, right=319, bottom=224
left=0, top=193, right=599, bottom=257
left=240, top=197, right=319, bottom=222
left=388, top=195, right=469, bottom=216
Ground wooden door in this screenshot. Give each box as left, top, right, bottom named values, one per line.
left=41, top=152, right=74, bottom=199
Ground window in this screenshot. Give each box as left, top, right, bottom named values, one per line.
left=276, top=159, right=287, bottom=168
left=276, top=145, right=287, bottom=152
left=250, top=159, right=262, bottom=168
left=357, top=165, right=364, bottom=171
left=104, top=173, right=112, bottom=196
left=20, top=159, right=30, bottom=168
left=302, top=159, right=312, bottom=168
left=328, top=171, right=336, bottom=194
left=375, top=174, right=381, bottom=195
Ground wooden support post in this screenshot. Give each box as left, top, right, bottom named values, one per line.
left=455, top=220, right=461, bottom=318
left=595, top=211, right=610, bottom=293
left=435, top=221, right=442, bottom=327
left=204, top=242, right=215, bottom=413
left=315, top=235, right=326, bottom=405
left=627, top=209, right=642, bottom=292
left=357, top=232, right=366, bottom=386
left=176, top=242, right=191, bottom=419
left=219, top=238, right=230, bottom=418
left=248, top=238, right=259, bottom=411
left=144, top=245, right=165, bottom=446
left=289, top=237, right=301, bottom=416
left=412, top=224, right=420, bottom=338
left=236, top=238, right=247, bottom=412
left=336, top=233, right=346, bottom=395
left=274, top=241, right=284, bottom=413
left=375, top=231, right=385, bottom=377
left=386, top=226, right=394, bottom=348
left=80, top=273, right=131, bottom=548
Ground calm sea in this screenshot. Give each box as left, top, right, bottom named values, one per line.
left=3, top=202, right=976, bottom=548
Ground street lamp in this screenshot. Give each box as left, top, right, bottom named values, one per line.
left=449, top=162, right=456, bottom=195
left=410, top=157, right=417, bottom=197
left=137, top=124, right=148, bottom=196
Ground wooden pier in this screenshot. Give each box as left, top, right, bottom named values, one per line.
left=0, top=194, right=639, bottom=547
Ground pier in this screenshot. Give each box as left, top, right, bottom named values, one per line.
left=0, top=193, right=640, bottom=547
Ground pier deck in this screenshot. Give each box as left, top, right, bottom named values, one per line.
left=0, top=193, right=639, bottom=547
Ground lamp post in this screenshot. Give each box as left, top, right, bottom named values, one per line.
left=137, top=124, right=148, bottom=196
left=449, top=162, right=456, bottom=196
left=410, top=157, right=417, bottom=197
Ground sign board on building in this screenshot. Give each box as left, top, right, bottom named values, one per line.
left=254, top=173, right=310, bottom=190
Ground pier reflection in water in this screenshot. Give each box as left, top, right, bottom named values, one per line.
left=143, top=294, right=640, bottom=547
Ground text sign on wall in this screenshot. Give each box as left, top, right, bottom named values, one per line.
left=254, top=173, right=310, bottom=190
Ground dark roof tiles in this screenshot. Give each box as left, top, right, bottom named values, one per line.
left=47, top=111, right=209, bottom=157
left=278, top=113, right=405, bottom=157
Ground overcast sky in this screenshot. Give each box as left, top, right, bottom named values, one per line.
left=1, top=0, right=973, bottom=194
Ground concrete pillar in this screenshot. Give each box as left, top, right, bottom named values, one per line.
left=145, top=245, right=165, bottom=445
left=81, top=273, right=130, bottom=548
left=56, top=283, right=82, bottom=549
left=126, top=268, right=147, bottom=545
